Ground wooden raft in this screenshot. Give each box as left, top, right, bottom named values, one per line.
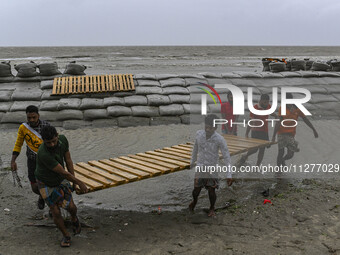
left=52, top=74, right=135, bottom=95
left=73, top=135, right=275, bottom=194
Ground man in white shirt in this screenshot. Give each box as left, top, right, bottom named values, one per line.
left=189, top=114, right=233, bottom=217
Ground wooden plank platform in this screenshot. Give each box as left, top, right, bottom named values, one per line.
left=52, top=74, right=135, bottom=95
left=73, top=135, right=275, bottom=194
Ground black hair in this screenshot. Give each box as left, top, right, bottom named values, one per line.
left=26, top=105, right=39, bottom=114
left=41, top=126, right=58, bottom=140
left=286, top=93, right=293, bottom=99
left=260, top=94, right=270, bottom=101
left=205, top=114, right=218, bottom=126
left=227, top=91, right=232, bottom=96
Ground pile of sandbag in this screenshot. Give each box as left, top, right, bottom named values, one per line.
left=2, top=61, right=87, bottom=78
left=262, top=58, right=340, bottom=72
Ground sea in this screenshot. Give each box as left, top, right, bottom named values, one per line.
left=1, top=46, right=340, bottom=75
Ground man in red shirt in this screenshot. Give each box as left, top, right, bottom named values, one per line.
left=272, top=93, right=318, bottom=166
left=221, top=91, right=238, bottom=135
left=239, top=94, right=276, bottom=166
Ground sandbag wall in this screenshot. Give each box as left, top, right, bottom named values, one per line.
left=0, top=71, right=339, bottom=129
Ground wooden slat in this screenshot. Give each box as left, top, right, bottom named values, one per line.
left=89, top=160, right=138, bottom=182
left=85, top=76, right=90, bottom=92
left=69, top=76, right=73, bottom=94
left=98, top=159, right=141, bottom=180
left=77, top=162, right=126, bottom=184
left=136, top=153, right=188, bottom=169
left=130, top=74, right=135, bottom=90
left=52, top=78, right=58, bottom=95
left=100, top=75, right=105, bottom=92
left=171, top=145, right=192, bottom=152
left=108, top=75, right=114, bottom=91
left=74, top=164, right=112, bottom=185
left=106, top=160, right=150, bottom=178
left=118, top=75, right=123, bottom=90
left=162, top=147, right=192, bottom=155
left=74, top=171, right=104, bottom=189
left=153, top=149, right=192, bottom=160
left=124, top=74, right=130, bottom=90
left=113, top=75, right=117, bottom=91
left=111, top=158, right=162, bottom=176
left=147, top=150, right=191, bottom=163
left=122, top=75, right=128, bottom=90
left=93, top=75, right=98, bottom=92
left=128, top=154, right=180, bottom=171
left=120, top=156, right=172, bottom=173
left=177, top=144, right=193, bottom=149
left=60, top=77, right=66, bottom=94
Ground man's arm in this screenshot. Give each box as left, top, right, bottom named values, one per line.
left=52, top=164, right=88, bottom=193
left=64, top=151, right=75, bottom=176
left=190, top=139, right=198, bottom=168
left=245, top=116, right=252, bottom=138
left=11, top=126, right=24, bottom=171
left=301, top=116, right=318, bottom=138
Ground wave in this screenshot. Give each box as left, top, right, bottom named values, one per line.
left=0, top=56, right=53, bottom=61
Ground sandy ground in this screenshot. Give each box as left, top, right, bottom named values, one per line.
left=1, top=121, right=340, bottom=254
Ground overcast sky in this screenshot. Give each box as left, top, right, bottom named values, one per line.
left=1, top=0, right=340, bottom=46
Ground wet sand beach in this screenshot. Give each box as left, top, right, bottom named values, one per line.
left=1, top=120, right=340, bottom=254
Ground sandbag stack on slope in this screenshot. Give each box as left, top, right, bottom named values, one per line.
left=38, top=62, right=61, bottom=76
left=14, top=61, right=39, bottom=77
left=0, top=61, right=13, bottom=77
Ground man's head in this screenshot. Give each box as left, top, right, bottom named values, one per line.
left=41, top=126, right=59, bottom=151
left=205, top=114, right=218, bottom=137
left=259, top=94, right=270, bottom=109
left=227, top=91, right=233, bottom=103
left=26, top=105, right=40, bottom=127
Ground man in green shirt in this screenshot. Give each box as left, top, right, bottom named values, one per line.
left=35, top=126, right=88, bottom=248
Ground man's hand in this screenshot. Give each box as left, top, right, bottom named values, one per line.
left=78, top=181, right=88, bottom=194
left=227, top=178, right=233, bottom=186
left=11, top=161, right=17, bottom=172
left=313, top=130, right=319, bottom=138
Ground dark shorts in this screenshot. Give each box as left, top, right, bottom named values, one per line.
left=251, top=130, right=269, bottom=141
left=27, top=158, right=36, bottom=183
left=194, top=178, right=219, bottom=189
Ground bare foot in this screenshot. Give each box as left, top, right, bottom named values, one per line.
left=208, top=209, right=216, bottom=217
left=188, top=201, right=195, bottom=212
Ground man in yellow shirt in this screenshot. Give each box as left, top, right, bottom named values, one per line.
left=11, top=105, right=50, bottom=209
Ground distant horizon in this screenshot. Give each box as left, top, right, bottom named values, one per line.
left=1, top=44, right=340, bottom=48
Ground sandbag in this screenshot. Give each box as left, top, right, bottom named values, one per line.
left=311, top=61, right=331, bottom=71
left=330, top=61, right=340, bottom=72
left=262, top=59, right=271, bottom=72
left=0, top=61, right=13, bottom=77
left=290, top=60, right=306, bottom=71
left=63, top=61, right=86, bottom=75
left=14, top=61, right=39, bottom=77
left=38, top=62, right=61, bottom=76
left=305, top=59, right=314, bottom=71
left=269, top=62, right=286, bottom=72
